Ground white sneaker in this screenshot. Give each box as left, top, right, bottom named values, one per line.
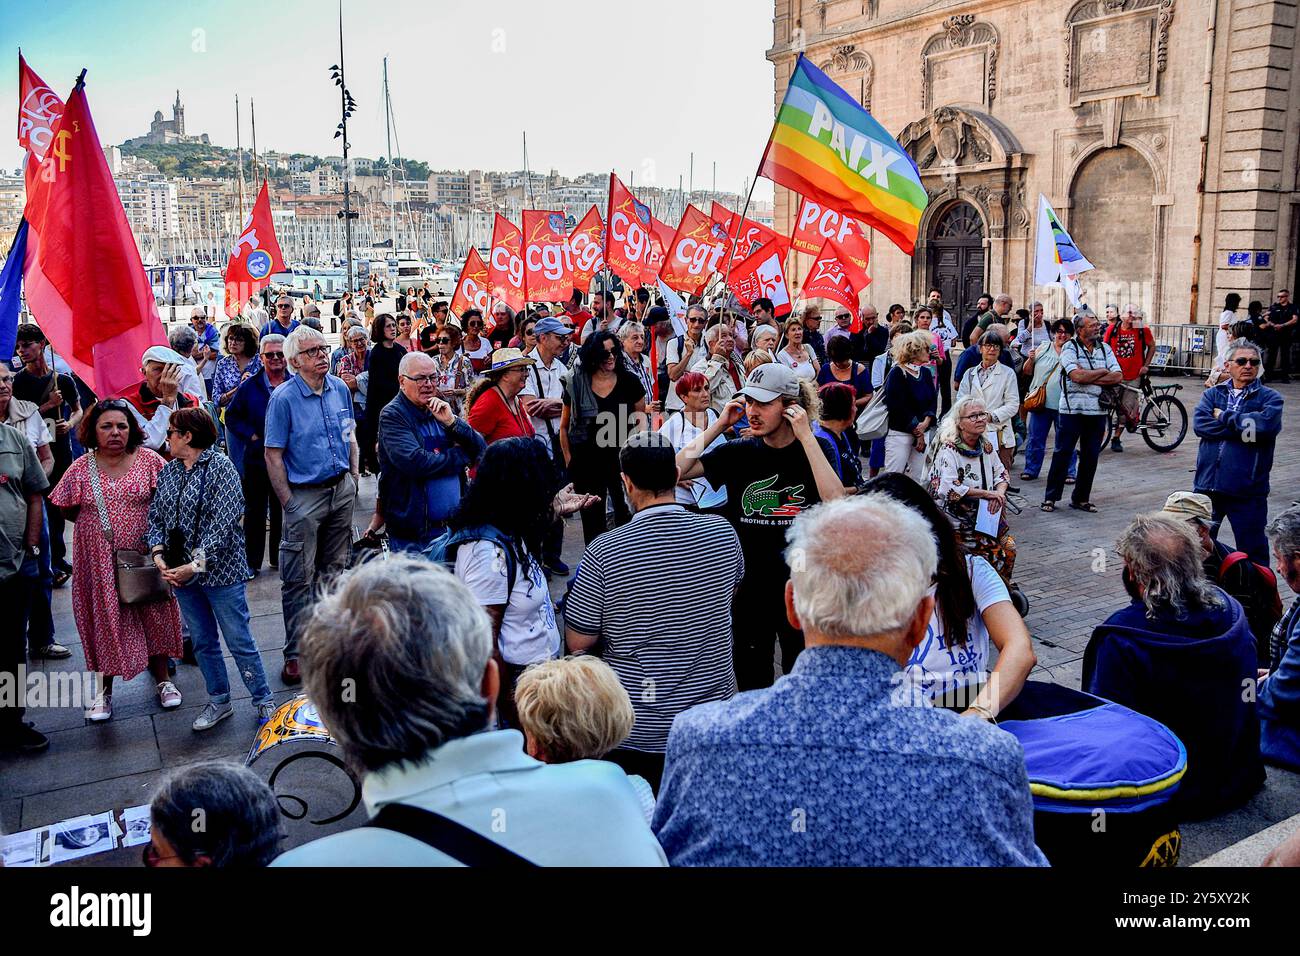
left=192, top=701, right=233, bottom=732
left=86, top=693, right=113, bottom=722
left=157, top=681, right=183, bottom=709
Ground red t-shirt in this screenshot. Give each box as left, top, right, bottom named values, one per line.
left=468, top=385, right=536, bottom=445
left=1105, top=325, right=1155, bottom=380
left=567, top=309, right=594, bottom=335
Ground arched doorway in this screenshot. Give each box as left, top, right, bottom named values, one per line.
left=927, top=201, right=986, bottom=321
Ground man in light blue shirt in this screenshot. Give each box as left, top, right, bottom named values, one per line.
left=652, top=495, right=1046, bottom=867
left=264, top=326, right=358, bottom=685
left=273, top=556, right=667, bottom=867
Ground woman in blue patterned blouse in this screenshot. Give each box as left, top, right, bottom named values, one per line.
left=146, top=407, right=275, bottom=732
left=212, top=324, right=262, bottom=408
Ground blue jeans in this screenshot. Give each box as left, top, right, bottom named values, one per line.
left=173, top=582, right=273, bottom=706
left=1206, top=492, right=1270, bottom=565
left=1023, top=409, right=1077, bottom=480
left=18, top=505, right=55, bottom=651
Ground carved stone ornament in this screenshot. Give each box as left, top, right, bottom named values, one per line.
left=819, top=44, right=875, bottom=112
left=1063, top=0, right=1174, bottom=93
left=921, top=17, right=1000, bottom=112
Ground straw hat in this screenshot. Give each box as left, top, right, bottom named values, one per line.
left=484, top=348, right=536, bottom=376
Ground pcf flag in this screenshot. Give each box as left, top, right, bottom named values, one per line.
left=568, top=205, right=605, bottom=295
left=223, top=180, right=285, bottom=318
left=521, top=209, right=573, bottom=303
left=790, top=197, right=871, bottom=273
left=17, top=54, right=64, bottom=201
left=760, top=54, right=927, bottom=255
left=22, top=79, right=166, bottom=397
left=801, top=240, right=870, bottom=315
left=1034, top=194, right=1094, bottom=309
left=659, top=204, right=728, bottom=295
left=450, top=247, right=490, bottom=319
left=487, top=213, right=526, bottom=312
left=728, top=239, right=792, bottom=318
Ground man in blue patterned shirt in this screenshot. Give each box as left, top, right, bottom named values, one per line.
left=652, top=494, right=1047, bottom=866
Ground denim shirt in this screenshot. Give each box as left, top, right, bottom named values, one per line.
left=652, top=645, right=1047, bottom=866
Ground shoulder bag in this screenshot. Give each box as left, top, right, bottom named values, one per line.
left=88, top=452, right=171, bottom=606
left=365, top=803, right=538, bottom=868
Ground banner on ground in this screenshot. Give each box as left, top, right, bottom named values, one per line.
left=760, top=54, right=927, bottom=255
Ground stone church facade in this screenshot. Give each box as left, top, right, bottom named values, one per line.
left=767, top=0, right=1300, bottom=326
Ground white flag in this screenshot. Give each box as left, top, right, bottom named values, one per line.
left=1034, top=195, right=1094, bottom=309
left=656, top=279, right=689, bottom=337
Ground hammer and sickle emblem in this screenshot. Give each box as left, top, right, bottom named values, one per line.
left=52, top=129, right=71, bottom=172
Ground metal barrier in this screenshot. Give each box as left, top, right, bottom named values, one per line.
left=1143, top=323, right=1218, bottom=377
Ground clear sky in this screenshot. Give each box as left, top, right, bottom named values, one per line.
left=3, top=0, right=776, bottom=200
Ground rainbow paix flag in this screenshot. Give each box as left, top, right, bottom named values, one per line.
left=761, top=54, right=927, bottom=256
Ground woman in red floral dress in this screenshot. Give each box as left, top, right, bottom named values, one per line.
left=50, top=400, right=184, bottom=722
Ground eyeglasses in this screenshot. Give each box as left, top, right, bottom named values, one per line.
left=962, top=411, right=989, bottom=420
left=142, top=843, right=182, bottom=867
left=401, top=373, right=439, bottom=384
left=276, top=303, right=293, bottom=310
left=263, top=350, right=285, bottom=359
left=299, top=345, right=330, bottom=358
left=1233, top=357, right=1262, bottom=367
left=689, top=318, right=707, bottom=325
left=434, top=338, right=451, bottom=345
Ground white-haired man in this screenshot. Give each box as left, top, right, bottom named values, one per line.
left=273, top=555, right=667, bottom=866
left=652, top=494, right=1046, bottom=866
left=697, top=323, right=744, bottom=414
left=264, top=325, right=359, bottom=684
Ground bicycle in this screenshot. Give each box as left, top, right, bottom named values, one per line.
left=1101, top=376, right=1188, bottom=453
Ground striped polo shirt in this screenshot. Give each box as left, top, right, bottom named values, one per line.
left=564, top=503, right=744, bottom=753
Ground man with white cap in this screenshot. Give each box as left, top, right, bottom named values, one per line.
left=675, top=362, right=843, bottom=690
left=119, top=345, right=205, bottom=454
left=1162, top=491, right=1282, bottom=666
left=520, top=316, right=573, bottom=576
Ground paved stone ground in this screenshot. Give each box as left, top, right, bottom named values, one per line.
left=3, top=375, right=1297, bottom=866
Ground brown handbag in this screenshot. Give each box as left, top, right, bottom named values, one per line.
left=87, top=452, right=172, bottom=605
left=1021, top=382, right=1048, bottom=414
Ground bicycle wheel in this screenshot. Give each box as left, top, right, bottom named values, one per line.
left=1101, top=410, right=1115, bottom=449
left=1140, top=394, right=1188, bottom=452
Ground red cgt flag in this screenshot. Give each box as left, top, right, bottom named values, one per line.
left=727, top=238, right=793, bottom=318
left=791, top=197, right=871, bottom=274
left=568, top=205, right=604, bottom=295
left=23, top=79, right=166, bottom=396
left=643, top=215, right=674, bottom=286
left=450, top=246, right=490, bottom=319
left=223, top=180, right=285, bottom=318
left=521, top=209, right=572, bottom=303
left=605, top=173, right=659, bottom=288
left=658, top=204, right=729, bottom=295
left=801, top=239, right=871, bottom=316
left=711, top=201, right=790, bottom=268
left=487, top=213, right=526, bottom=313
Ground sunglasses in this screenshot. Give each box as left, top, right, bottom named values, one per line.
left=263, top=351, right=285, bottom=359
left=434, top=338, right=450, bottom=345
left=276, top=303, right=293, bottom=309
left=1233, top=357, right=1261, bottom=367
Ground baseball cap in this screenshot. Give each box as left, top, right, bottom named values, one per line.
left=735, top=362, right=800, bottom=403
left=534, top=316, right=572, bottom=337
left=1161, top=492, right=1214, bottom=525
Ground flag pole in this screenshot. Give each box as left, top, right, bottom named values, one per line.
left=251, top=98, right=259, bottom=188
left=235, top=96, right=245, bottom=225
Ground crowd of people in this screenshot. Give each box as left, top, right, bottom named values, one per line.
left=1, top=279, right=1299, bottom=869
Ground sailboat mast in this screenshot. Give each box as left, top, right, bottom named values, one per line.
left=235, top=95, right=245, bottom=223
left=384, top=56, right=395, bottom=249
left=250, top=98, right=259, bottom=188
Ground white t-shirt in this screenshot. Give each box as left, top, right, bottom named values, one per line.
left=657, top=409, right=727, bottom=508
left=518, top=349, right=565, bottom=438
left=663, top=335, right=706, bottom=411
left=454, top=540, right=560, bottom=666
left=777, top=347, right=816, bottom=380
left=903, top=556, right=1010, bottom=702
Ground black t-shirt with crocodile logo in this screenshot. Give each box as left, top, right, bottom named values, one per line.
left=701, top=434, right=837, bottom=589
